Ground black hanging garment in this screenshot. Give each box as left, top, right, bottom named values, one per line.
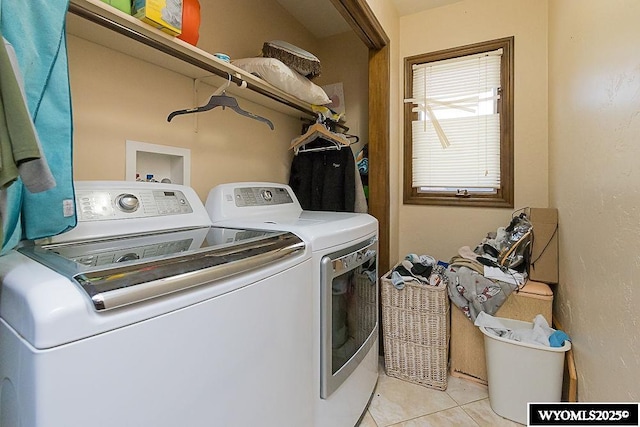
left=289, top=144, right=355, bottom=212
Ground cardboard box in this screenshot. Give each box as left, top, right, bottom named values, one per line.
left=100, top=0, right=132, bottom=14
left=449, top=281, right=553, bottom=384
left=133, top=0, right=182, bottom=36
left=529, top=208, right=559, bottom=284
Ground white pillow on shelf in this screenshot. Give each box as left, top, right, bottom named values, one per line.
left=231, top=57, right=331, bottom=105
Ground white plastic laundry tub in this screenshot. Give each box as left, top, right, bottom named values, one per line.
left=480, top=317, right=571, bottom=425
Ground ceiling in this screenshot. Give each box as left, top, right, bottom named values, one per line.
left=393, top=0, right=462, bottom=16
left=275, top=0, right=463, bottom=39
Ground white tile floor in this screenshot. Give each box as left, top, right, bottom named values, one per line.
left=356, top=361, right=524, bottom=427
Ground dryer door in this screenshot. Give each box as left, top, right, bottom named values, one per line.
left=319, top=237, right=378, bottom=399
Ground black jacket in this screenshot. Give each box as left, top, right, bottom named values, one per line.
left=289, top=146, right=355, bottom=212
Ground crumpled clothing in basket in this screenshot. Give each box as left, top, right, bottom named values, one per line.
left=444, top=259, right=518, bottom=322
left=390, top=254, right=447, bottom=290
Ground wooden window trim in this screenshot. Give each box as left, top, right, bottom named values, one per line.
left=403, top=37, right=514, bottom=208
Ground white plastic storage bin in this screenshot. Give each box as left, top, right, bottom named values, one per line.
left=479, top=317, right=571, bottom=425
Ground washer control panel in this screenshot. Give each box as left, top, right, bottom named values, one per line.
left=58, top=238, right=194, bottom=267
left=233, top=186, right=294, bottom=207
left=76, top=188, right=193, bottom=221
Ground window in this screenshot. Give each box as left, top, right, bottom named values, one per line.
left=403, top=37, right=514, bottom=207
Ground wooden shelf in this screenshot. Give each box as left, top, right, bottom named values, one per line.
left=66, top=0, right=315, bottom=118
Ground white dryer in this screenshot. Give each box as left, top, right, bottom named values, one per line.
left=0, top=181, right=314, bottom=427
left=206, top=182, right=379, bottom=427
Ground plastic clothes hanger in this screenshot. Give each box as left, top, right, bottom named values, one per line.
left=167, top=76, right=274, bottom=130
left=289, top=115, right=351, bottom=155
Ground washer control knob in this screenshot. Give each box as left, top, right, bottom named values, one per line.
left=116, top=193, right=139, bottom=212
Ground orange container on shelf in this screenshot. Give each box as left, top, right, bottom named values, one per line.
left=178, top=0, right=201, bottom=46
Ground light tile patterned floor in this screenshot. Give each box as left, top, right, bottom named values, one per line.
left=357, top=364, right=524, bottom=427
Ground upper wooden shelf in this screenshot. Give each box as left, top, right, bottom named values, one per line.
left=66, top=0, right=315, bottom=118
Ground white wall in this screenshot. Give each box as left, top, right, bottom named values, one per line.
left=370, top=0, right=640, bottom=401
left=548, top=0, right=640, bottom=402
left=397, top=0, right=549, bottom=263
left=315, top=30, right=369, bottom=155
left=68, top=0, right=361, bottom=201
left=68, top=35, right=300, bottom=200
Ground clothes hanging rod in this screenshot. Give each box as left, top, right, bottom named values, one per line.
left=67, top=2, right=316, bottom=117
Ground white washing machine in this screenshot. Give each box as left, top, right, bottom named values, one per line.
left=0, top=181, right=314, bottom=427
left=206, top=182, right=379, bottom=427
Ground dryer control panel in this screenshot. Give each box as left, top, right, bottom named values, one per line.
left=233, top=186, right=294, bottom=207
left=206, top=182, right=303, bottom=222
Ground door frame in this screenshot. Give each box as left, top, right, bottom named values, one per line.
left=330, top=0, right=391, bottom=274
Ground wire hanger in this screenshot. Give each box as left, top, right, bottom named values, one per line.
left=289, top=114, right=351, bottom=155
left=167, top=75, right=274, bottom=130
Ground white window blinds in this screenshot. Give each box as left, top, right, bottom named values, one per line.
left=408, top=49, right=503, bottom=191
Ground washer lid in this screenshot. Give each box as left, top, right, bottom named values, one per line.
left=19, top=226, right=304, bottom=311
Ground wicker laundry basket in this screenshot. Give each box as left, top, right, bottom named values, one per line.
left=354, top=271, right=378, bottom=344
left=381, top=265, right=450, bottom=390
